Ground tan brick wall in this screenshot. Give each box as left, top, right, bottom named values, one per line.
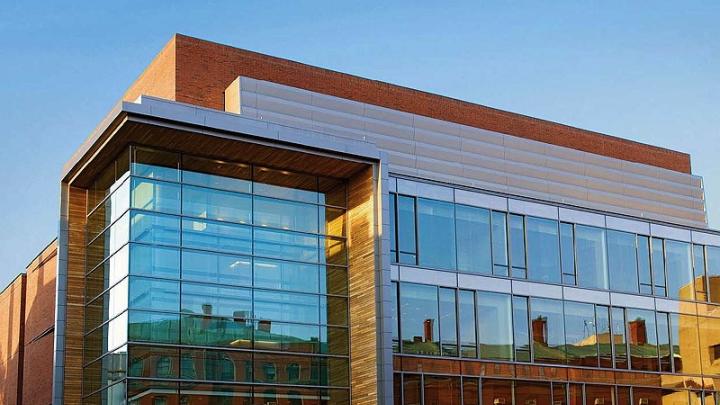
left=123, top=33, right=692, bottom=174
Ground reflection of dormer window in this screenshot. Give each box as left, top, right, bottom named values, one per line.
left=710, top=344, right=720, bottom=362
left=156, top=356, right=172, bottom=378
left=287, top=363, right=301, bottom=382
left=263, top=363, right=277, bottom=382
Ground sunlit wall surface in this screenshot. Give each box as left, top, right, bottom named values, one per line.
left=82, top=146, right=350, bottom=404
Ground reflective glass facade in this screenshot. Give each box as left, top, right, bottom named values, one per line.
left=83, top=146, right=349, bottom=404
left=389, top=189, right=720, bottom=405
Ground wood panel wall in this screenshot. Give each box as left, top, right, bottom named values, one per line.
left=63, top=186, right=88, bottom=404
left=348, top=165, right=380, bottom=405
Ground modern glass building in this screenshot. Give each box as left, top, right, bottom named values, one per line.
left=37, top=34, right=719, bottom=405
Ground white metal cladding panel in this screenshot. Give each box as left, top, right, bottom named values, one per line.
left=235, top=77, right=707, bottom=228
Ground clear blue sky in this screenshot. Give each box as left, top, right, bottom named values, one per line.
left=1, top=1, right=718, bottom=289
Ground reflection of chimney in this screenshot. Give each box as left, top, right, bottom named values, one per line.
left=532, top=316, right=548, bottom=345
left=628, top=319, right=647, bottom=345
left=234, top=310, right=248, bottom=323
left=258, top=320, right=272, bottom=333
left=423, top=319, right=434, bottom=341
left=202, top=304, right=213, bottom=316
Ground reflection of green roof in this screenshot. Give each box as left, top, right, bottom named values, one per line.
left=128, top=317, right=323, bottom=350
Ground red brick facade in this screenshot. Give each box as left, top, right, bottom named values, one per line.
left=0, top=241, right=57, bottom=405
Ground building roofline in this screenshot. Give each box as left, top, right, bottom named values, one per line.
left=118, top=33, right=693, bottom=173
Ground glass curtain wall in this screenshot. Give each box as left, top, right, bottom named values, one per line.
left=83, top=146, right=350, bottom=403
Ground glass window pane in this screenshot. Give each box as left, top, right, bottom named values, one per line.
left=254, top=228, right=318, bottom=263
left=88, top=212, right=130, bottom=270
left=477, top=291, right=513, bottom=360
left=657, top=312, right=672, bottom=372
left=596, top=305, right=612, bottom=368
left=254, top=290, right=319, bottom=324
left=86, top=245, right=129, bottom=302
left=181, top=282, right=251, bottom=318
left=585, top=385, right=613, bottom=405
left=254, top=258, right=319, bottom=293
left=128, top=276, right=179, bottom=312
left=575, top=225, right=608, bottom=290
left=627, top=308, right=659, bottom=371
left=126, top=380, right=178, bottom=404
left=694, top=245, right=708, bottom=302
left=397, top=195, right=417, bottom=264
left=390, top=194, right=397, bottom=261
left=560, top=222, right=576, bottom=285
left=322, top=206, right=346, bottom=237
left=509, top=214, right=526, bottom=278
left=400, top=283, right=440, bottom=356
left=321, top=265, right=348, bottom=296
left=698, top=316, right=720, bottom=375
left=439, top=288, right=458, bottom=357
left=417, top=198, right=456, bottom=270
left=127, top=344, right=180, bottom=379
left=403, top=374, right=422, bottom=405
left=132, top=147, right=179, bottom=182
left=129, top=244, right=179, bottom=279
left=181, top=155, right=251, bottom=193
left=182, top=185, right=251, bottom=224
left=652, top=237, right=667, bottom=296
left=181, top=249, right=251, bottom=286
left=462, top=377, right=479, bottom=405
left=481, top=379, right=512, bottom=405
left=459, top=290, right=477, bottom=358
left=84, top=315, right=127, bottom=364
left=254, top=196, right=319, bottom=234
left=130, top=177, right=181, bottom=214
left=128, top=310, right=179, bottom=344
left=87, top=176, right=130, bottom=239
left=608, top=230, right=639, bottom=293
left=492, top=211, right=509, bottom=276
left=666, top=240, right=694, bottom=300
left=707, top=247, right=720, bottom=304
left=130, top=211, right=180, bottom=246
left=321, top=326, right=349, bottom=356
left=455, top=205, right=492, bottom=274
left=514, top=381, right=552, bottom=405
left=85, top=278, right=128, bottom=331
left=321, top=295, right=348, bottom=326
left=391, top=282, right=400, bottom=353
left=564, top=301, right=598, bottom=367
left=180, top=314, right=252, bottom=349
left=254, top=167, right=318, bottom=203
left=612, top=307, right=628, bottom=369
left=182, top=218, right=251, bottom=254
left=671, top=312, right=701, bottom=374
left=424, top=375, right=461, bottom=405
left=318, top=176, right=347, bottom=207
left=322, top=236, right=347, bottom=266
left=82, top=346, right=127, bottom=395
left=530, top=297, right=566, bottom=364
left=513, top=296, right=531, bottom=362
left=180, top=348, right=251, bottom=383
left=638, top=235, right=653, bottom=294
left=527, top=217, right=561, bottom=284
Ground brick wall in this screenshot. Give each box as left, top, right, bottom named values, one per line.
left=0, top=240, right=57, bottom=405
